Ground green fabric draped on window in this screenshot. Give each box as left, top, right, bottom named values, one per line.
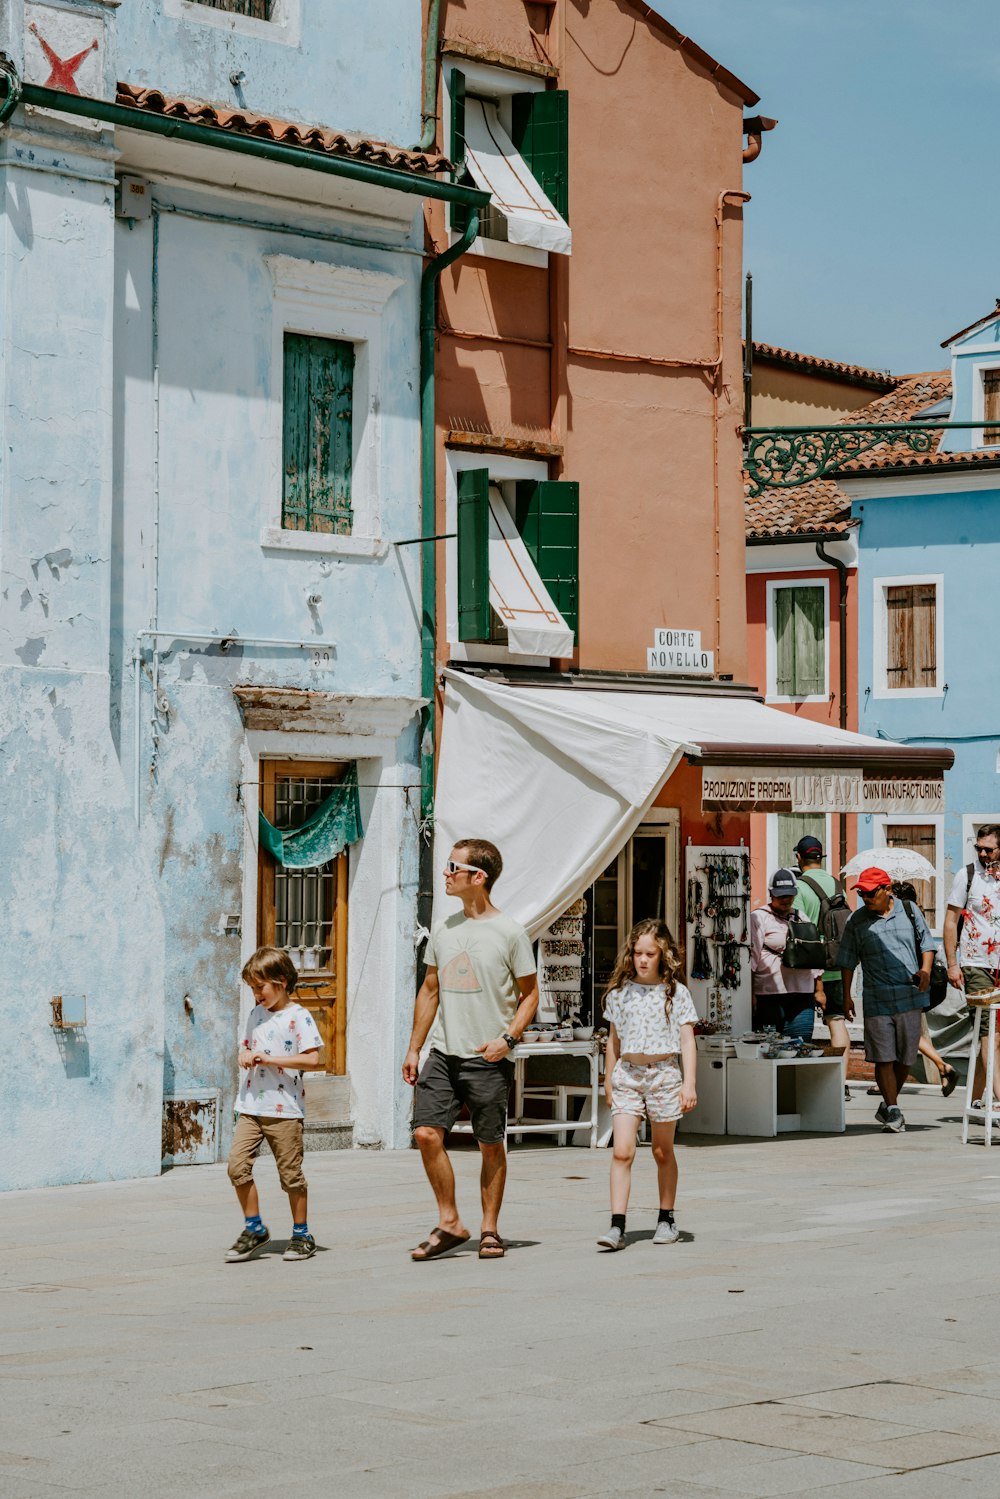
left=259, top=764, right=363, bottom=869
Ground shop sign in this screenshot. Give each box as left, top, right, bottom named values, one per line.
left=702, top=766, right=944, bottom=815
left=647, top=627, right=714, bottom=676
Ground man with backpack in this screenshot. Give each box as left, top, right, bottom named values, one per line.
left=792, top=836, right=854, bottom=1100
left=943, top=824, right=1000, bottom=1111
left=836, top=867, right=935, bottom=1134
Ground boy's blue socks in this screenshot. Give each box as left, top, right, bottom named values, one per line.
left=292, top=1222, right=310, bottom=1238
left=245, top=1215, right=264, bottom=1234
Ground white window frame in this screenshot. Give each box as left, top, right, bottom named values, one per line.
left=261, top=255, right=402, bottom=558
left=444, top=59, right=551, bottom=269
left=765, top=813, right=833, bottom=882
left=445, top=449, right=551, bottom=664
left=971, top=360, right=1000, bottom=449
left=165, top=0, right=301, bottom=46
left=871, top=812, right=945, bottom=935
left=872, top=571, right=944, bottom=700
left=765, top=577, right=829, bottom=704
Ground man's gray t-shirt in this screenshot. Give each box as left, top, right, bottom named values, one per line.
left=425, top=911, right=536, bottom=1059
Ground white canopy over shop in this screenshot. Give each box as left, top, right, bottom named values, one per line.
left=432, top=671, right=941, bottom=938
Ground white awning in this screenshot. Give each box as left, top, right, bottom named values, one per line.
left=464, top=97, right=572, bottom=256
left=487, top=485, right=574, bottom=659
left=432, top=672, right=929, bottom=937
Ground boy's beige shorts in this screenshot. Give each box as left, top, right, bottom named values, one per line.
left=227, top=1114, right=307, bottom=1194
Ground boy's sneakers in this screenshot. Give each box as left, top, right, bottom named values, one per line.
left=225, top=1225, right=270, bottom=1262
left=882, top=1105, right=905, bottom=1133
left=283, top=1233, right=316, bottom=1262
left=874, top=1101, right=889, bottom=1126
left=596, top=1225, right=626, bottom=1251
left=653, top=1218, right=680, bottom=1246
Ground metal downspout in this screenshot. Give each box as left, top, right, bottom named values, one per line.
left=415, top=0, right=444, bottom=152
left=418, top=209, right=480, bottom=828
left=816, top=539, right=850, bottom=873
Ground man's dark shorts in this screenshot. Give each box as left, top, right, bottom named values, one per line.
left=413, top=1049, right=514, bottom=1144
left=863, top=1009, right=922, bottom=1066
left=822, top=978, right=846, bottom=1020
left=965, top=967, right=1000, bottom=1038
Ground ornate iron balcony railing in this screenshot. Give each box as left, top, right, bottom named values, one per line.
left=744, top=421, right=996, bottom=495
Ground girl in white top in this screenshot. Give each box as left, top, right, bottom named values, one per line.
left=597, top=919, right=698, bottom=1252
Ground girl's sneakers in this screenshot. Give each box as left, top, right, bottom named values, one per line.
left=652, top=1218, right=680, bottom=1245
left=596, top=1225, right=626, bottom=1251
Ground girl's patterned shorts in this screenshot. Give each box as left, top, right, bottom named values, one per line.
left=611, top=1059, right=682, bottom=1124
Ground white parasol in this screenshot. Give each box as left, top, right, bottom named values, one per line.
left=841, top=847, right=936, bottom=882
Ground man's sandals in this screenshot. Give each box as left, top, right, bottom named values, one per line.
left=478, top=1231, right=505, bottom=1259
left=410, top=1228, right=470, bottom=1261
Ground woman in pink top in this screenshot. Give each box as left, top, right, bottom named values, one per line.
left=749, top=868, right=820, bottom=1040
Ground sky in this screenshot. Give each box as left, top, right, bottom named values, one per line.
left=655, top=0, right=1000, bottom=376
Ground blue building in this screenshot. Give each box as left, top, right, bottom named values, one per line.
left=0, top=0, right=475, bottom=1188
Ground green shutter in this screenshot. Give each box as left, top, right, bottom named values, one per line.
left=282, top=332, right=354, bottom=535
left=457, top=467, right=490, bottom=641
left=792, top=586, right=825, bottom=696
left=514, top=479, right=579, bottom=641
left=511, top=89, right=569, bottom=221
left=774, top=586, right=824, bottom=696
left=450, top=69, right=470, bottom=235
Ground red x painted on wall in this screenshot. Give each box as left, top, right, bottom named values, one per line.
left=29, top=23, right=99, bottom=95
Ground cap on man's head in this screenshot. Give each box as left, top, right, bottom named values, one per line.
left=768, top=868, right=798, bottom=897
left=794, top=835, right=824, bottom=856
left=853, top=866, right=891, bottom=892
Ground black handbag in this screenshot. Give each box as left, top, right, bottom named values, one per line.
left=900, top=900, right=949, bottom=1009
left=781, top=914, right=828, bottom=971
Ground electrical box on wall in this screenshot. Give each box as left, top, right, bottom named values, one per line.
left=116, top=175, right=151, bottom=220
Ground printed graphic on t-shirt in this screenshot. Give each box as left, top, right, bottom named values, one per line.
left=438, top=950, right=483, bottom=992
left=237, top=1002, right=322, bottom=1120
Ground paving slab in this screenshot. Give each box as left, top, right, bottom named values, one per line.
left=2, top=1090, right=1000, bottom=1497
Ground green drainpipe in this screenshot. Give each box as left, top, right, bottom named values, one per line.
left=0, top=75, right=485, bottom=209
left=415, top=0, right=444, bottom=152
left=418, top=208, right=481, bottom=828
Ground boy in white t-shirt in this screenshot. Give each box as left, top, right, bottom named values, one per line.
left=225, top=947, right=324, bottom=1264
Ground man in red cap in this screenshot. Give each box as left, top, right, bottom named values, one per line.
left=836, top=868, right=936, bottom=1133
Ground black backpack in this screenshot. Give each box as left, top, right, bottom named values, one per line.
left=957, top=862, right=975, bottom=941
left=798, top=873, right=852, bottom=968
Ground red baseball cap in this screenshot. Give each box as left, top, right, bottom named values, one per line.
left=853, top=866, right=891, bottom=892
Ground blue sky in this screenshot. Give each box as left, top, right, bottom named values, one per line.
left=656, top=1, right=1000, bottom=375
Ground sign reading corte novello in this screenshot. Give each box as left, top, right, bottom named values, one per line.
left=702, top=767, right=945, bottom=815
left=647, top=628, right=714, bottom=676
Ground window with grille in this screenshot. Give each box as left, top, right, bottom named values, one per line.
left=885, top=583, right=936, bottom=690
left=282, top=332, right=355, bottom=535
left=192, top=0, right=274, bottom=17
left=984, top=370, right=1000, bottom=445
left=771, top=584, right=826, bottom=697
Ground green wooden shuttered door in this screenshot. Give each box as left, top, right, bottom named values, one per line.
left=511, top=90, right=569, bottom=220
left=515, top=479, right=579, bottom=640
left=774, top=585, right=825, bottom=696
left=282, top=332, right=354, bottom=535
left=457, top=467, right=490, bottom=641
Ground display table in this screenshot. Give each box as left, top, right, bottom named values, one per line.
left=448, top=1039, right=600, bottom=1148
left=726, top=1056, right=845, bottom=1137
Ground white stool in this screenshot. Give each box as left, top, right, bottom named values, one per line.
left=961, top=997, right=1000, bottom=1145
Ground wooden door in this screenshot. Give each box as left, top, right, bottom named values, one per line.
left=258, top=760, right=348, bottom=1075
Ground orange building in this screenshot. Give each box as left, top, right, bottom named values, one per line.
left=421, top=3, right=950, bottom=1035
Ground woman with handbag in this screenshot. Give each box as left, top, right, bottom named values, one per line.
left=750, top=869, right=822, bottom=1040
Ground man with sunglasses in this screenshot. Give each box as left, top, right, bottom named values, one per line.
left=944, top=825, right=1000, bottom=1111
left=836, top=866, right=935, bottom=1133
left=403, top=839, right=538, bottom=1262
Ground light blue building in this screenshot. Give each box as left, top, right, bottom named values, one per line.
left=0, top=0, right=472, bottom=1188
left=841, top=329, right=1000, bottom=936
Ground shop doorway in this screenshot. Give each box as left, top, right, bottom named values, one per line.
left=582, top=811, right=679, bottom=1024
left=257, top=760, right=348, bottom=1074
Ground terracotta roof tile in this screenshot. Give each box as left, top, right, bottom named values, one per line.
left=751, top=342, right=896, bottom=391
left=115, top=83, right=453, bottom=175
left=745, top=371, right=1000, bottom=538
